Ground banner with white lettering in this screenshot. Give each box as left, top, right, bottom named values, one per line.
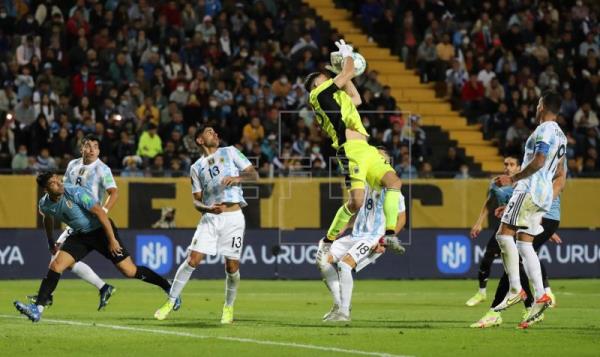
left=0, top=229, right=598, bottom=279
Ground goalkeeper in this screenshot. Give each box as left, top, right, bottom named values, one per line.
left=304, top=40, right=403, bottom=252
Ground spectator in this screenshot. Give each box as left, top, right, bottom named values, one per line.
left=136, top=97, right=160, bottom=125
left=446, top=58, right=468, bottom=99
left=416, top=33, right=437, bottom=83
left=14, top=96, right=36, bottom=128
left=461, top=73, right=485, bottom=119
left=574, top=103, right=599, bottom=134
left=11, top=144, right=28, bottom=171
left=505, top=116, right=530, bottom=157
left=137, top=123, right=163, bottom=160
left=122, top=155, right=144, bottom=177
left=395, top=153, right=418, bottom=179
left=15, top=35, right=41, bottom=66
left=34, top=147, right=57, bottom=171
left=71, top=64, right=96, bottom=98
left=437, top=147, right=464, bottom=176
left=109, top=52, right=134, bottom=89
left=455, top=164, right=471, bottom=179
left=242, top=116, right=265, bottom=148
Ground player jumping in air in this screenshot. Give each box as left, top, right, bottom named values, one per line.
left=465, top=156, right=521, bottom=307
left=154, top=126, right=258, bottom=324
left=471, top=159, right=565, bottom=328
left=14, top=172, right=180, bottom=322
left=28, top=135, right=116, bottom=310
left=304, top=40, right=404, bottom=253
left=493, top=91, right=567, bottom=328
left=316, top=149, right=406, bottom=322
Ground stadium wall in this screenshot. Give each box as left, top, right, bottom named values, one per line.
left=1, top=176, right=599, bottom=229
left=0, top=229, right=598, bottom=279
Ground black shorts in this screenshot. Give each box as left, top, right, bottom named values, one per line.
left=60, top=220, right=130, bottom=264
left=533, top=218, right=559, bottom=251
left=484, top=228, right=501, bottom=257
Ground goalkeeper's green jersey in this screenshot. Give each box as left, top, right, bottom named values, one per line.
left=308, top=78, right=368, bottom=150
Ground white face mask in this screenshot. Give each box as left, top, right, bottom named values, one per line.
left=177, top=85, right=184, bottom=92
left=209, top=100, right=218, bottom=108
left=0, top=13, right=7, bottom=18
left=280, top=77, right=288, bottom=84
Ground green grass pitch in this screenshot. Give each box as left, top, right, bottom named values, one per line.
left=1, top=279, right=599, bottom=356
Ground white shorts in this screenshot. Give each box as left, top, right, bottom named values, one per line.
left=330, top=235, right=379, bottom=266
left=501, top=191, right=545, bottom=236
left=189, top=210, right=245, bottom=260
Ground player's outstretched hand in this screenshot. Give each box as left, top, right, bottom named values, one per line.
left=494, top=175, right=513, bottom=187
left=334, top=39, right=353, bottom=58
left=550, top=233, right=562, bottom=244
left=495, top=205, right=506, bottom=218
left=470, top=225, right=482, bottom=239
left=221, top=176, right=240, bottom=187
left=108, top=239, right=123, bottom=257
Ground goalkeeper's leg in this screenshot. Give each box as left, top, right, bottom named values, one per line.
left=326, top=189, right=364, bottom=240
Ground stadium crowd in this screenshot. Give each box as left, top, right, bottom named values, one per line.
left=0, top=0, right=431, bottom=179
left=345, top=0, right=599, bottom=177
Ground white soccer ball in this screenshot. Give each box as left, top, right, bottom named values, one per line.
left=329, top=51, right=368, bottom=77
left=351, top=52, right=367, bottom=77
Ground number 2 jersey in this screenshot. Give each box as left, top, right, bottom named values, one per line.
left=351, top=184, right=406, bottom=240
left=64, top=158, right=117, bottom=202
left=190, top=146, right=253, bottom=207
left=517, top=121, right=566, bottom=211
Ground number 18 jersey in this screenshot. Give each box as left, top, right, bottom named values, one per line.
left=516, top=121, right=567, bottom=211
left=190, top=146, right=252, bottom=207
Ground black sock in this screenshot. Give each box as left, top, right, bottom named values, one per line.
left=541, top=262, right=550, bottom=289
left=35, top=270, right=61, bottom=306
left=478, top=251, right=496, bottom=289
left=491, top=273, right=509, bottom=308
left=520, top=264, right=534, bottom=308
left=134, top=266, right=171, bottom=293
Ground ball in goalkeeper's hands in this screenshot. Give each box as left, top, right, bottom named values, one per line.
left=328, top=52, right=367, bottom=77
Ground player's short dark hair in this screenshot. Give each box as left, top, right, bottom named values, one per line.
left=36, top=171, right=54, bottom=188
left=82, top=134, right=100, bottom=145
left=195, top=125, right=213, bottom=140
left=504, top=155, right=521, bottom=165
left=541, top=90, right=562, bottom=114
left=304, top=72, right=325, bottom=93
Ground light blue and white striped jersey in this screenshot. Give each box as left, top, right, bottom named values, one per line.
left=544, top=196, right=561, bottom=221
left=352, top=185, right=406, bottom=240
left=516, top=121, right=567, bottom=211
left=64, top=158, right=117, bottom=203
left=190, top=146, right=252, bottom=207
left=39, top=184, right=101, bottom=233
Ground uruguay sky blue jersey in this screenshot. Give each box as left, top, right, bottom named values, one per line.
left=190, top=146, right=252, bottom=207
left=488, top=180, right=514, bottom=206
left=39, top=184, right=101, bottom=233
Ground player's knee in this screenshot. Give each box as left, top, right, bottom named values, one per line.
left=188, top=253, right=203, bottom=268
left=347, top=197, right=364, bottom=212
left=122, top=266, right=137, bottom=278
left=225, top=260, right=239, bottom=274
left=49, top=260, right=67, bottom=273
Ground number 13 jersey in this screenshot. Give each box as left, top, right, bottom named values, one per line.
left=190, top=146, right=252, bottom=207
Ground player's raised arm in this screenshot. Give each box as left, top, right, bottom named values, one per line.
left=342, top=80, right=362, bottom=107
left=332, top=40, right=355, bottom=89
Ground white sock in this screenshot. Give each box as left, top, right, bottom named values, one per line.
left=479, top=288, right=486, bottom=295
left=517, top=241, right=545, bottom=300
left=545, top=287, right=552, bottom=294
left=71, top=262, right=106, bottom=290
left=320, top=262, right=341, bottom=306
left=37, top=305, right=44, bottom=313
left=225, top=270, right=240, bottom=307
left=496, top=234, right=522, bottom=293
left=337, top=261, right=354, bottom=315
left=169, top=262, right=195, bottom=302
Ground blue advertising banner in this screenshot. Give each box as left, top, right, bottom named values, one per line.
left=0, top=229, right=599, bottom=279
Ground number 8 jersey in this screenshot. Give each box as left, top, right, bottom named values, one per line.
left=190, top=146, right=253, bottom=207
left=351, top=184, right=406, bottom=240
left=517, top=121, right=567, bottom=211
left=63, top=158, right=117, bottom=202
